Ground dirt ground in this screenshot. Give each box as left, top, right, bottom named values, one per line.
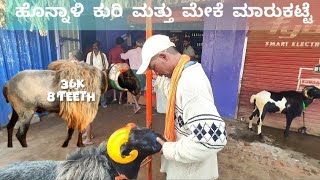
left=0, top=102, right=319, bottom=180
left=219, top=120, right=320, bottom=180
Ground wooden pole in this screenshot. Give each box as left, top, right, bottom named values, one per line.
left=146, top=0, right=153, bottom=180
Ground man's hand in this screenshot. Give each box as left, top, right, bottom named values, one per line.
left=156, top=137, right=165, bottom=145
left=156, top=137, right=166, bottom=154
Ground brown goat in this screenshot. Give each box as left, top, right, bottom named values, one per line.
left=3, top=60, right=140, bottom=147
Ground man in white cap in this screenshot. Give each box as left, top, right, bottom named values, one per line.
left=137, top=34, right=227, bottom=179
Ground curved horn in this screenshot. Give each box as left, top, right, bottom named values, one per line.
left=303, top=86, right=314, bottom=99
left=107, top=123, right=138, bottom=164
left=114, top=71, right=129, bottom=92
left=102, top=70, right=109, bottom=93
left=109, top=63, right=130, bottom=92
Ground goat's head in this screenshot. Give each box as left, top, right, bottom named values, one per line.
left=303, top=85, right=320, bottom=99
left=107, top=123, right=163, bottom=179
left=109, top=63, right=141, bottom=96
left=119, top=69, right=141, bottom=96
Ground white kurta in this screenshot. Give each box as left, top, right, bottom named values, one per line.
left=85, top=51, right=108, bottom=70
left=157, top=63, right=227, bottom=180
left=154, top=75, right=169, bottom=113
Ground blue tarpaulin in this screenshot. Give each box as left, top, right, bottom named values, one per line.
left=0, top=29, right=57, bottom=127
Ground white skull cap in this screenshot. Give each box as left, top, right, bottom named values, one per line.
left=137, top=35, right=175, bottom=74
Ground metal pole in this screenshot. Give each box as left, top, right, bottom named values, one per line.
left=146, top=0, right=153, bottom=180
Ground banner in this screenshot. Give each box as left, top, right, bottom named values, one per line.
left=1, top=0, right=320, bottom=31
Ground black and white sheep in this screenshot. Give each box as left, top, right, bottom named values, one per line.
left=2, top=60, right=141, bottom=148
left=248, top=85, right=320, bottom=137
left=0, top=124, right=163, bottom=180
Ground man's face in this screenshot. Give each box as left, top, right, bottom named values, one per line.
left=183, top=40, right=189, bottom=47
left=92, top=43, right=100, bottom=52
left=148, top=53, right=172, bottom=78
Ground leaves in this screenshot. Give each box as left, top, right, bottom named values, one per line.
left=0, top=0, right=75, bottom=36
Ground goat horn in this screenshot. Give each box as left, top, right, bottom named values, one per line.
left=109, top=64, right=129, bottom=92
left=107, top=123, right=138, bottom=164
left=115, top=64, right=131, bottom=91
left=303, top=86, right=313, bottom=99
left=114, top=71, right=128, bottom=92
left=102, top=70, right=109, bottom=93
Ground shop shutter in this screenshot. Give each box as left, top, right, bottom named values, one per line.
left=238, top=30, right=320, bottom=136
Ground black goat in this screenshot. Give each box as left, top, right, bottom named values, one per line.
left=118, top=68, right=141, bottom=96
left=0, top=124, right=164, bottom=180
left=248, top=86, right=320, bottom=137
left=108, top=63, right=141, bottom=96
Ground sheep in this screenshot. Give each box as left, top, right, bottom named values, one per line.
left=248, top=85, right=320, bottom=137
left=2, top=60, right=141, bottom=148
left=0, top=123, right=164, bottom=180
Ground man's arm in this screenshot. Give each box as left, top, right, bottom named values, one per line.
left=162, top=96, right=227, bottom=163
left=103, top=53, right=109, bottom=69
left=85, top=52, right=91, bottom=64
left=120, top=50, right=132, bottom=60
left=188, top=47, right=195, bottom=59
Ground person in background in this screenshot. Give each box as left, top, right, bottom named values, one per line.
left=120, top=38, right=146, bottom=113
left=183, top=37, right=195, bottom=60
left=84, top=41, right=109, bottom=145
left=86, top=40, right=109, bottom=108
left=109, top=37, right=125, bottom=104
left=68, top=49, right=84, bottom=62
left=136, top=35, right=227, bottom=179
left=153, top=70, right=169, bottom=114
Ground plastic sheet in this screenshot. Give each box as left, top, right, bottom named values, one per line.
left=0, top=29, right=56, bottom=126
left=0, top=33, right=12, bottom=128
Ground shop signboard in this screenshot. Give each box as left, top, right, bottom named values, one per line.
left=297, top=67, right=320, bottom=91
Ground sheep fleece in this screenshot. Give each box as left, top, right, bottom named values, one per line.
left=0, top=143, right=113, bottom=180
